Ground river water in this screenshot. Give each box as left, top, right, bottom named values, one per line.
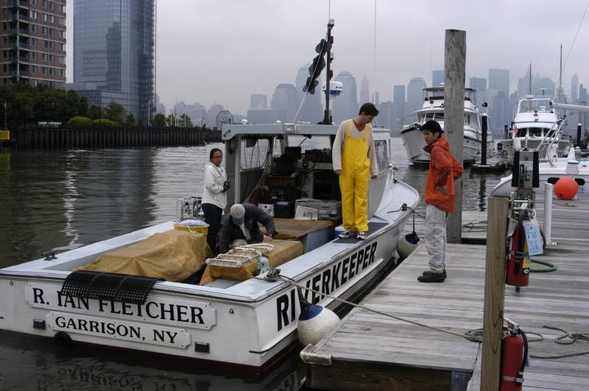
left=0, top=139, right=504, bottom=390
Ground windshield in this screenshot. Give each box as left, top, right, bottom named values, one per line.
left=287, top=135, right=331, bottom=152
left=518, top=99, right=552, bottom=113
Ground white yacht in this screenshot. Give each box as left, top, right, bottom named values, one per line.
left=399, top=87, right=494, bottom=165
left=496, top=96, right=571, bottom=165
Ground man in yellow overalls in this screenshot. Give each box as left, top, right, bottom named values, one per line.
left=332, top=103, right=379, bottom=240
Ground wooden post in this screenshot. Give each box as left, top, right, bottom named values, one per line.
left=444, top=29, right=466, bottom=243
left=481, top=196, right=509, bottom=390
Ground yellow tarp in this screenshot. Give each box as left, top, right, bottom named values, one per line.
left=199, top=239, right=303, bottom=285
left=76, top=230, right=210, bottom=282
left=265, top=218, right=334, bottom=240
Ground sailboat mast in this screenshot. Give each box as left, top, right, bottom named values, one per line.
left=529, top=63, right=532, bottom=96
left=558, top=44, right=563, bottom=103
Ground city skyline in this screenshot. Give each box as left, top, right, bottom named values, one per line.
left=63, top=0, right=589, bottom=116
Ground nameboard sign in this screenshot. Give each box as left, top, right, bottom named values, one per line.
left=26, top=283, right=216, bottom=331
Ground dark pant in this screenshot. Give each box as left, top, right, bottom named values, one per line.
left=202, top=203, right=223, bottom=253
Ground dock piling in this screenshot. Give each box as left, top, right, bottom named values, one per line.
left=480, top=196, right=509, bottom=391
left=444, top=29, right=466, bottom=244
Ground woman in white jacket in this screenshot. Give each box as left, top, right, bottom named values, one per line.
left=202, top=148, right=229, bottom=253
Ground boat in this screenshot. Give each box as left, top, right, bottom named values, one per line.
left=0, top=122, right=420, bottom=372
left=399, top=87, right=494, bottom=165
left=496, top=96, right=571, bottom=165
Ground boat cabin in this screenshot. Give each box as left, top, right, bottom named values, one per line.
left=222, top=123, right=393, bottom=222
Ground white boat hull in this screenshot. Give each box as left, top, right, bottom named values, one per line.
left=0, top=178, right=419, bottom=371
left=400, top=126, right=492, bottom=165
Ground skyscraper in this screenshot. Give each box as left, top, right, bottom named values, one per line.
left=270, top=83, right=299, bottom=123
left=250, top=94, right=267, bottom=109
left=0, top=0, right=67, bottom=88
left=571, top=74, right=579, bottom=103
left=489, top=68, right=510, bottom=94
left=295, top=64, right=322, bottom=123
left=406, top=77, right=427, bottom=117
left=73, top=0, right=155, bottom=124
left=469, top=77, right=487, bottom=105
left=432, top=70, right=444, bottom=87
left=393, top=85, right=405, bottom=131
left=360, top=74, right=370, bottom=103
left=332, top=71, right=358, bottom=124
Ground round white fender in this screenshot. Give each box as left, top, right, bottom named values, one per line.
left=297, top=304, right=340, bottom=346
left=397, top=232, right=421, bottom=259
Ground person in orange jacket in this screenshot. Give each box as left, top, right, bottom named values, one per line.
left=418, top=120, right=463, bottom=283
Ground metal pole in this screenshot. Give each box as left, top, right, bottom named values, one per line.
left=444, top=29, right=466, bottom=243
left=323, top=19, right=334, bottom=125
left=544, top=183, right=555, bottom=246
left=481, top=114, right=488, bottom=165
left=577, top=123, right=582, bottom=147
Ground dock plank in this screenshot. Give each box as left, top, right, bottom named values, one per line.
left=305, top=194, right=589, bottom=390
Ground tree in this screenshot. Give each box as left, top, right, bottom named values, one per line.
left=104, top=101, right=125, bottom=123
left=92, top=118, right=120, bottom=128
left=88, top=104, right=103, bottom=120
left=125, top=113, right=136, bottom=127
left=151, top=113, right=166, bottom=128
left=66, top=116, right=93, bottom=128
left=166, top=114, right=177, bottom=127
left=179, top=113, right=193, bottom=127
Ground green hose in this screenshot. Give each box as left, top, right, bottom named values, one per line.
left=530, top=259, right=557, bottom=272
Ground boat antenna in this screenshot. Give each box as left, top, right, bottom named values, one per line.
left=372, top=0, right=377, bottom=103
left=323, top=19, right=335, bottom=124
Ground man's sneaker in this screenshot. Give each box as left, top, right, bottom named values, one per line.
left=422, top=270, right=447, bottom=279
left=357, top=231, right=368, bottom=240
left=417, top=271, right=446, bottom=283
left=338, top=230, right=356, bottom=239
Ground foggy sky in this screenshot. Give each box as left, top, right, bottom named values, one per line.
left=66, top=0, right=589, bottom=115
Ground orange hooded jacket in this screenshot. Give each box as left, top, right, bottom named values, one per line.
left=423, top=136, right=463, bottom=213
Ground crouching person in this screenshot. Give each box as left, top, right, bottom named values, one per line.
left=217, top=203, right=277, bottom=254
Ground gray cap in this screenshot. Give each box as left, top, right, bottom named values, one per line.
left=230, top=204, right=245, bottom=225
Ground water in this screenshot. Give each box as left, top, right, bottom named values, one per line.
left=0, top=139, right=505, bottom=390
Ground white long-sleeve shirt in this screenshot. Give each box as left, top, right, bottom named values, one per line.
left=202, top=163, right=227, bottom=209
left=332, top=119, right=378, bottom=176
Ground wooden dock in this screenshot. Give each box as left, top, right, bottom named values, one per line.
left=303, top=194, right=589, bottom=390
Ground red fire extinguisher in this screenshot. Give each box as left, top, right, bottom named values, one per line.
left=500, top=319, right=528, bottom=391
left=506, top=211, right=530, bottom=287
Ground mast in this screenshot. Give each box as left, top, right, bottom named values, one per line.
left=529, top=63, right=532, bottom=96
left=323, top=19, right=335, bottom=125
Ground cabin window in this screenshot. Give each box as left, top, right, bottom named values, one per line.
left=375, top=140, right=389, bottom=174
left=240, top=138, right=270, bottom=170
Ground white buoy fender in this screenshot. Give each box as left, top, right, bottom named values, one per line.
left=297, top=304, right=340, bottom=346
left=397, top=232, right=421, bottom=259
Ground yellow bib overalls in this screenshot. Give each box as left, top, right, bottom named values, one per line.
left=339, top=120, right=371, bottom=233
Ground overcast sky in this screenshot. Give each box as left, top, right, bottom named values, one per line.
left=66, top=0, right=589, bottom=115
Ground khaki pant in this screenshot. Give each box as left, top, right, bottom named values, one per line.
left=425, top=203, right=447, bottom=273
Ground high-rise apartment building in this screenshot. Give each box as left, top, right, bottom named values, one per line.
left=72, top=0, right=155, bottom=124
left=0, top=0, right=67, bottom=88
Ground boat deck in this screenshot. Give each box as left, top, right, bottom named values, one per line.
left=303, top=194, right=589, bottom=390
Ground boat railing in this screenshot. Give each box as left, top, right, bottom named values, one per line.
left=536, top=119, right=566, bottom=165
